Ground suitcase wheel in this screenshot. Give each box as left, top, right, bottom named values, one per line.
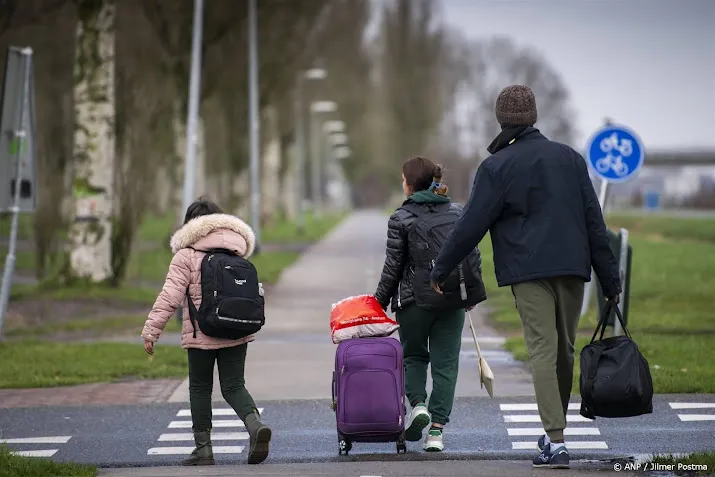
left=396, top=433, right=407, bottom=454
left=338, top=438, right=352, bottom=455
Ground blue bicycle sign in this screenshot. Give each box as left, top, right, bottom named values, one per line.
left=585, top=125, right=644, bottom=183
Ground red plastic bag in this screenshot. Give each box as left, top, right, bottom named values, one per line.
left=330, top=294, right=399, bottom=344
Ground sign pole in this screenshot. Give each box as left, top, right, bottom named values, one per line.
left=613, top=228, right=629, bottom=336
left=0, top=47, right=32, bottom=340
left=580, top=178, right=610, bottom=317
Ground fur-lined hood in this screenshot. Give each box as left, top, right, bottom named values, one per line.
left=170, top=213, right=256, bottom=258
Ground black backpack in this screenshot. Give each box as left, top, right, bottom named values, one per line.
left=579, top=302, right=653, bottom=419
left=402, top=202, right=486, bottom=311
left=185, top=247, right=265, bottom=340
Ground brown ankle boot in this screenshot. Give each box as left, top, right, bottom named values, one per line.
left=181, top=430, right=215, bottom=466
left=244, top=412, right=271, bottom=464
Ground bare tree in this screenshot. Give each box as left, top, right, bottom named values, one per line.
left=378, top=0, right=451, bottom=185
left=465, top=36, right=576, bottom=157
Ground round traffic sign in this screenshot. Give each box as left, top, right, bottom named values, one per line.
left=585, top=125, right=645, bottom=183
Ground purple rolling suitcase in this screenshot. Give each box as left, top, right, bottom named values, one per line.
left=331, top=337, right=407, bottom=455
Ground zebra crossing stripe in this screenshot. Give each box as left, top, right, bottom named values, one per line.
left=512, top=441, right=608, bottom=450
left=669, top=403, right=715, bottom=409
left=678, top=414, right=715, bottom=421
left=148, top=446, right=245, bottom=455
left=158, top=432, right=249, bottom=441
left=507, top=427, right=600, bottom=436
left=500, top=403, right=580, bottom=412
left=0, top=436, right=71, bottom=444
left=176, top=407, right=264, bottom=417
left=168, top=419, right=245, bottom=428
left=12, top=450, right=58, bottom=457
left=503, top=414, right=592, bottom=423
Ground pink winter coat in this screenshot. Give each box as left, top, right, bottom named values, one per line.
left=141, top=213, right=258, bottom=350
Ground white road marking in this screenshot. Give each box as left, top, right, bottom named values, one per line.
left=158, top=432, right=249, bottom=441
left=12, top=450, right=58, bottom=457
left=0, top=436, right=72, bottom=444
left=669, top=403, right=715, bottom=409
left=507, top=427, right=600, bottom=436
left=512, top=441, right=608, bottom=450
left=500, top=403, right=580, bottom=412
left=148, top=446, right=245, bottom=455
left=678, top=414, right=715, bottom=421
left=504, top=414, right=592, bottom=423
left=168, top=420, right=244, bottom=428
left=176, top=407, right=263, bottom=417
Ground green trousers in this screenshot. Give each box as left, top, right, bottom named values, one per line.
left=187, top=343, right=258, bottom=431
left=396, top=305, right=465, bottom=425
left=511, top=276, right=585, bottom=442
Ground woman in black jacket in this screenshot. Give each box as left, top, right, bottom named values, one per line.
left=375, top=156, right=486, bottom=452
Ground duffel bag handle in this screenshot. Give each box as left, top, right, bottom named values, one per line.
left=590, top=301, right=632, bottom=343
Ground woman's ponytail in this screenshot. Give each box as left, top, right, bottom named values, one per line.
left=430, top=164, right=449, bottom=196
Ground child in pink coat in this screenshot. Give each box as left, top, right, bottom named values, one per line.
left=141, top=196, right=271, bottom=466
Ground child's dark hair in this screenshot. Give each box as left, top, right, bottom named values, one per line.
left=183, top=195, right=224, bottom=224
left=402, top=156, right=448, bottom=196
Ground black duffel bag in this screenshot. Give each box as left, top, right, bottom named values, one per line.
left=579, top=302, right=653, bottom=420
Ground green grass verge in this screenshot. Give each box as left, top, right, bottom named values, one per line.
left=4, top=315, right=152, bottom=338
left=0, top=341, right=187, bottom=389
left=607, top=212, right=715, bottom=243
left=0, top=447, right=96, bottom=477
left=261, top=211, right=346, bottom=243
left=10, top=283, right=157, bottom=304
left=647, top=452, right=715, bottom=476
left=486, top=214, right=715, bottom=394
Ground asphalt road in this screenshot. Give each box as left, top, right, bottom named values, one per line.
left=1, top=395, right=713, bottom=468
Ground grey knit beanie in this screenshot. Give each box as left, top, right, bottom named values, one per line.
left=495, top=85, right=538, bottom=127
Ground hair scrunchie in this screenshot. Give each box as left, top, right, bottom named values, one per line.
left=429, top=181, right=442, bottom=191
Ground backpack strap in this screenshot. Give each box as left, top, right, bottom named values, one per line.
left=400, top=203, right=425, bottom=218
left=185, top=288, right=199, bottom=339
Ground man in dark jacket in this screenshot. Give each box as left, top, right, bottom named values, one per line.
left=429, top=85, right=621, bottom=469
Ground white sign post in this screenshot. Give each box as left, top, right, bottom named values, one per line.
left=0, top=47, right=36, bottom=340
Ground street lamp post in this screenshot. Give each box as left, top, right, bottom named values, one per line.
left=309, top=100, right=337, bottom=216
left=181, top=0, right=204, bottom=220
left=294, top=68, right=327, bottom=233
left=247, top=0, right=261, bottom=247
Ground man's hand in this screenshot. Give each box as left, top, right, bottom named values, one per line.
left=605, top=294, right=620, bottom=305
left=144, top=339, right=154, bottom=355
left=430, top=279, right=443, bottom=295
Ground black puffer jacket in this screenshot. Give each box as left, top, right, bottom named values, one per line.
left=375, top=192, right=480, bottom=313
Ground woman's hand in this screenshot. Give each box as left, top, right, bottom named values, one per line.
left=144, top=339, right=154, bottom=355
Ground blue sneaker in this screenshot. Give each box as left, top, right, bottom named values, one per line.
left=537, top=434, right=548, bottom=451
left=533, top=443, right=570, bottom=469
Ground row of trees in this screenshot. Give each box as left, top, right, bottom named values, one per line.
left=0, top=0, right=575, bottom=285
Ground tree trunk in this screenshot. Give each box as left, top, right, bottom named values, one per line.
left=68, top=0, right=116, bottom=283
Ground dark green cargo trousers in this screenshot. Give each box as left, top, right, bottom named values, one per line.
left=188, top=343, right=258, bottom=431
left=396, top=304, right=465, bottom=426
left=511, top=276, right=585, bottom=442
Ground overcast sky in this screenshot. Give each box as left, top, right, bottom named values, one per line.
left=440, top=0, right=715, bottom=151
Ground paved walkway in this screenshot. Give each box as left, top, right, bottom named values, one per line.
left=167, top=209, right=533, bottom=403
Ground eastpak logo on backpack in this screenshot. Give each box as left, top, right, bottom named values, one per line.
left=186, top=247, right=265, bottom=340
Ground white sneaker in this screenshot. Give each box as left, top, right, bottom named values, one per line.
left=405, top=404, right=431, bottom=442
left=423, top=427, right=444, bottom=452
